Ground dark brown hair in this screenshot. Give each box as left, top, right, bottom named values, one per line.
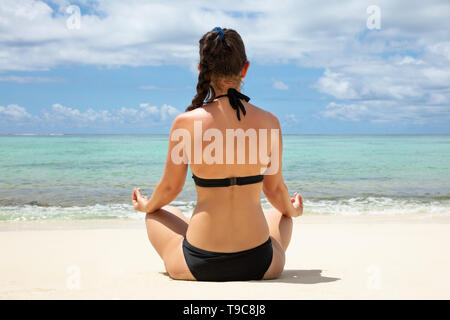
left=186, top=28, right=247, bottom=111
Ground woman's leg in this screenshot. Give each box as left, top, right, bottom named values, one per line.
left=262, top=209, right=293, bottom=279
left=145, top=205, right=195, bottom=280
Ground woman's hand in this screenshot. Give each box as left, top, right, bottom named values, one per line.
left=132, top=188, right=150, bottom=213
left=290, top=193, right=303, bottom=217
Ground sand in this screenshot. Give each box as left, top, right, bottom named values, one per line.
left=1, top=215, right=450, bottom=300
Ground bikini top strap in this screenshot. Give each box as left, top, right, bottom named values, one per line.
left=215, top=88, right=250, bottom=121
left=192, top=174, right=263, bottom=187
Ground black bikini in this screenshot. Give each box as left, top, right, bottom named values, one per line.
left=215, top=88, right=250, bottom=121
left=192, top=174, right=264, bottom=187
left=182, top=88, right=274, bottom=281
left=183, top=237, right=273, bottom=281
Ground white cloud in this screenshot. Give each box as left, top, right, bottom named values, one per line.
left=315, top=45, right=450, bottom=124
left=320, top=102, right=369, bottom=122
left=0, top=104, right=34, bottom=121
left=1, top=0, right=449, bottom=71
left=315, top=69, right=358, bottom=100
left=427, top=41, right=450, bottom=61
left=1, top=1, right=450, bottom=127
left=53, top=102, right=181, bottom=125
left=284, top=113, right=298, bottom=123
left=320, top=100, right=450, bottom=125
left=0, top=102, right=181, bottom=131
left=271, top=79, right=289, bottom=90
left=43, top=103, right=114, bottom=124
left=137, top=103, right=159, bottom=117
left=160, top=104, right=181, bottom=120
left=0, top=75, right=63, bottom=83
left=397, top=56, right=424, bottom=66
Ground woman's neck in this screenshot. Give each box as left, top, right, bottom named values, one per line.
left=211, top=81, right=241, bottom=97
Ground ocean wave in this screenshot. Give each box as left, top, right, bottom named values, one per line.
left=0, top=203, right=144, bottom=221
left=11, top=133, right=39, bottom=136
left=11, top=133, right=64, bottom=136
left=260, top=197, right=449, bottom=217
left=1, top=197, right=449, bottom=221
left=301, top=197, right=450, bottom=216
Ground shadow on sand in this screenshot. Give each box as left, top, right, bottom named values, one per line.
left=266, top=269, right=340, bottom=284
left=160, top=269, right=340, bottom=284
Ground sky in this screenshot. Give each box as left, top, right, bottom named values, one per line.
left=0, top=0, right=449, bottom=134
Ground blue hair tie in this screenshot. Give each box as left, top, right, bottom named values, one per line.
left=211, top=26, right=224, bottom=40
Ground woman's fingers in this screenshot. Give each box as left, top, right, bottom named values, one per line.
left=294, top=197, right=300, bottom=208
left=132, top=187, right=149, bottom=212
left=132, top=197, right=138, bottom=210
left=296, top=193, right=303, bottom=207
left=291, top=193, right=303, bottom=210
left=132, top=188, right=142, bottom=211
left=135, top=188, right=145, bottom=200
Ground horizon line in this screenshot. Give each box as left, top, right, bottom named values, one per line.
left=2, top=133, right=450, bottom=136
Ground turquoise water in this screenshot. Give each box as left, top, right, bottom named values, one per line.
left=1, top=134, right=449, bottom=221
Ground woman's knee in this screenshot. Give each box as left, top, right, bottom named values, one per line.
left=144, top=208, right=188, bottom=259
left=163, top=240, right=195, bottom=281
left=265, top=208, right=292, bottom=221
left=166, top=206, right=190, bottom=224
left=263, top=239, right=285, bottom=279
left=264, top=209, right=293, bottom=251
left=162, top=205, right=181, bottom=215
left=145, top=208, right=188, bottom=232
left=165, top=263, right=191, bottom=280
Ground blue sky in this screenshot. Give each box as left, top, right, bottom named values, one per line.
left=0, top=0, right=449, bottom=134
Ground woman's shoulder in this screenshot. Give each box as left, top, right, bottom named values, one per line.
left=172, top=103, right=280, bottom=130
left=246, top=103, right=281, bottom=129
left=169, top=107, right=209, bottom=130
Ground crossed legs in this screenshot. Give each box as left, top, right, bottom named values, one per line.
left=145, top=206, right=293, bottom=280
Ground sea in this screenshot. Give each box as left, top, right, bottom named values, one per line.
left=0, top=134, right=449, bottom=221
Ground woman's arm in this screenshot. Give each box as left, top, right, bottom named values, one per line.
left=133, top=115, right=188, bottom=213
left=262, top=115, right=303, bottom=218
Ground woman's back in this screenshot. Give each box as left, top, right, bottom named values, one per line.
left=133, top=27, right=302, bottom=281
left=182, top=98, right=279, bottom=252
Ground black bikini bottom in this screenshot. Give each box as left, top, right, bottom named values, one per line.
left=182, top=237, right=273, bottom=281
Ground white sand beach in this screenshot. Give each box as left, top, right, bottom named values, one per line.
left=1, top=215, right=450, bottom=300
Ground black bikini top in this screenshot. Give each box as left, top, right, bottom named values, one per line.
left=215, top=88, right=250, bottom=121
left=193, top=88, right=257, bottom=187
left=192, top=174, right=264, bottom=187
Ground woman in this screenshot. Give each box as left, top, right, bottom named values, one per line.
left=132, top=27, right=303, bottom=281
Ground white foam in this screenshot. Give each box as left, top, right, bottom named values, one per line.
left=0, top=203, right=145, bottom=221
left=1, top=197, right=449, bottom=221
left=302, top=197, right=450, bottom=216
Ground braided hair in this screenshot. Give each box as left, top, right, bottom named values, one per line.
left=186, top=28, right=247, bottom=111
